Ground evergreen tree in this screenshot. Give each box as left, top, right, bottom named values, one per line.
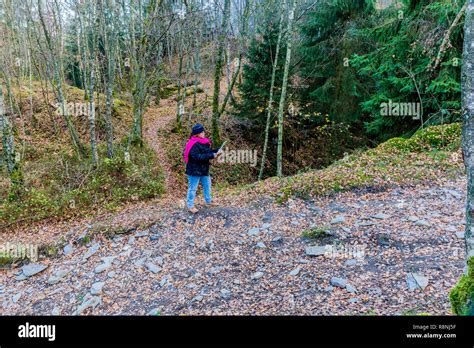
left=299, top=0, right=464, bottom=142
left=299, top=0, right=373, bottom=126
left=237, top=11, right=287, bottom=126
left=351, top=0, right=464, bottom=141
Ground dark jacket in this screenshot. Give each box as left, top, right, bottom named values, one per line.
left=185, top=141, right=218, bottom=176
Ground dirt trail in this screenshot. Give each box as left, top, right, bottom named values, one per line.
left=143, top=97, right=183, bottom=197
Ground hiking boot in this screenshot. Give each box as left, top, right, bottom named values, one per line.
left=204, top=202, right=218, bottom=208
left=188, top=207, right=198, bottom=214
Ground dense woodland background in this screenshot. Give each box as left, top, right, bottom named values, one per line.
left=1, top=0, right=474, bottom=317
left=0, top=0, right=467, bottom=222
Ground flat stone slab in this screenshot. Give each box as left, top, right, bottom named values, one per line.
left=247, top=227, right=260, bottom=236
left=330, top=277, right=347, bottom=288
left=346, top=283, right=357, bottom=294
left=344, top=259, right=358, bottom=267
left=21, top=264, right=48, bottom=278
left=146, top=262, right=161, bottom=274
left=73, top=294, right=101, bottom=315
left=371, top=213, right=391, bottom=220
left=63, top=244, right=74, bottom=255
left=406, top=273, right=429, bottom=291
left=135, top=230, right=150, bottom=238
left=91, top=282, right=105, bottom=295
left=305, top=246, right=328, bottom=256
left=289, top=267, right=301, bottom=276
left=83, top=243, right=100, bottom=261
left=251, top=271, right=264, bottom=280
left=47, top=269, right=70, bottom=285
left=330, top=215, right=345, bottom=224
left=94, top=263, right=112, bottom=274
left=414, top=220, right=430, bottom=227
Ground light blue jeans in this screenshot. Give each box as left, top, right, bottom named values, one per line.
left=187, top=175, right=212, bottom=208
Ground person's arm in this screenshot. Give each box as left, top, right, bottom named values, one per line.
left=189, top=144, right=216, bottom=160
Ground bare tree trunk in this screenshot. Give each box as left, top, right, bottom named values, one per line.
left=182, top=55, right=190, bottom=128
left=37, top=0, right=86, bottom=157
left=461, top=0, right=474, bottom=264
left=192, top=32, right=201, bottom=114
left=225, top=42, right=236, bottom=105
left=276, top=0, right=296, bottom=178
left=0, top=84, right=13, bottom=174
left=259, top=0, right=284, bottom=180
left=167, top=31, right=173, bottom=67
left=101, top=0, right=118, bottom=158
left=88, top=61, right=98, bottom=166
left=450, top=0, right=474, bottom=316
left=212, top=0, right=250, bottom=143
left=211, top=0, right=231, bottom=145
left=76, top=9, right=88, bottom=99
left=0, top=81, right=22, bottom=189
left=77, top=0, right=99, bottom=166
left=176, top=51, right=184, bottom=131
left=87, top=1, right=98, bottom=167
left=127, top=0, right=166, bottom=146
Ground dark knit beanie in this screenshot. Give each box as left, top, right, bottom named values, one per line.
left=192, top=123, right=205, bottom=135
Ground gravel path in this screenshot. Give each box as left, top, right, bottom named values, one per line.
left=0, top=177, right=466, bottom=315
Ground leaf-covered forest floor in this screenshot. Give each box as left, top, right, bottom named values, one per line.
left=0, top=84, right=467, bottom=315
left=0, top=174, right=467, bottom=315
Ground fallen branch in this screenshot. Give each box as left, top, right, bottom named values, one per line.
left=432, top=1, right=467, bottom=70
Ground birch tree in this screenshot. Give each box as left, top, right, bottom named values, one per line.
left=99, top=0, right=119, bottom=159
left=127, top=0, right=170, bottom=147
left=211, top=0, right=231, bottom=144
left=175, top=23, right=185, bottom=131
left=276, top=0, right=296, bottom=177
left=211, top=0, right=250, bottom=144
left=259, top=0, right=284, bottom=180
left=84, top=0, right=99, bottom=167
left=0, top=1, right=26, bottom=189
left=450, top=0, right=474, bottom=316
left=0, top=85, right=12, bottom=175
left=462, top=0, right=474, bottom=261
left=0, top=80, right=22, bottom=189
left=35, top=0, right=86, bottom=157
left=191, top=18, right=202, bottom=114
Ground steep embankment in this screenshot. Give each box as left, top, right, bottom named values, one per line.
left=0, top=82, right=165, bottom=227
left=219, top=123, right=464, bottom=204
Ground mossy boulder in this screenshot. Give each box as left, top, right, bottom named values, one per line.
left=449, top=257, right=474, bottom=316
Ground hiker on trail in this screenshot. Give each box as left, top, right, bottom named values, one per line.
left=183, top=124, right=221, bottom=213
